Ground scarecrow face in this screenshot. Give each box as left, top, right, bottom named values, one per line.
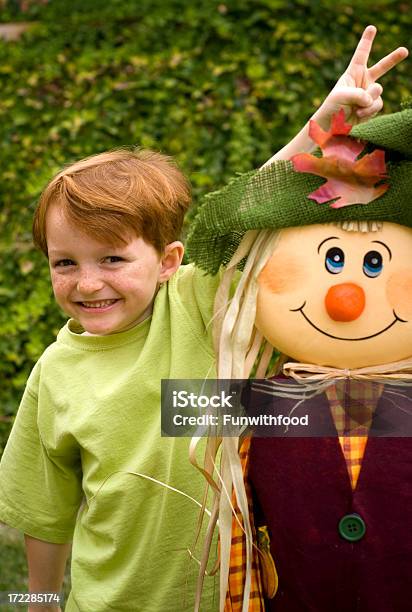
left=255, top=222, right=412, bottom=368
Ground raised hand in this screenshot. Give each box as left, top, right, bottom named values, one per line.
left=263, top=26, right=408, bottom=165
left=314, top=25, right=408, bottom=127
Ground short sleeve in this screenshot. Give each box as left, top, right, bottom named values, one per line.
left=191, top=265, right=225, bottom=327
left=0, top=364, right=83, bottom=543
left=175, top=264, right=240, bottom=327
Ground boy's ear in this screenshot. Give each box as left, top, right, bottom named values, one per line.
left=159, top=241, right=185, bottom=282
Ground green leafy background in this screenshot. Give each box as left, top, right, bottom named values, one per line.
left=0, top=0, right=411, bottom=453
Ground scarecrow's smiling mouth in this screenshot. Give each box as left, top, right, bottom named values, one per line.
left=290, top=302, right=407, bottom=341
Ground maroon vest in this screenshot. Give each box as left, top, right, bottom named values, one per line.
left=249, top=391, right=412, bottom=612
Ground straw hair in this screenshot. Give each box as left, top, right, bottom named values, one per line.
left=33, top=147, right=191, bottom=255
left=193, top=230, right=281, bottom=611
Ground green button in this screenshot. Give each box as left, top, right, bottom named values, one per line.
left=338, top=513, right=366, bottom=542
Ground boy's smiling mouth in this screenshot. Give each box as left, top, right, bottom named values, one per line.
left=77, top=299, right=120, bottom=310
left=290, top=301, right=407, bottom=341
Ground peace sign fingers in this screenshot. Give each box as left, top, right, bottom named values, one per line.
left=343, top=25, right=408, bottom=92
left=310, top=25, right=408, bottom=131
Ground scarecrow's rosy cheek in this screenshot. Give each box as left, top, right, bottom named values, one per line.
left=386, top=270, right=412, bottom=319
left=259, top=255, right=305, bottom=294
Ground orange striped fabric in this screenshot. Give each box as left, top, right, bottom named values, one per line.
left=225, top=437, right=265, bottom=611
left=326, top=381, right=383, bottom=489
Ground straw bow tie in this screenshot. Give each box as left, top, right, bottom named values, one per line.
left=283, top=359, right=412, bottom=382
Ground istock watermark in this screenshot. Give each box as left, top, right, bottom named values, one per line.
left=161, top=378, right=412, bottom=438
left=161, top=379, right=312, bottom=437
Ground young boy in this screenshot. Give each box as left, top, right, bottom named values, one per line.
left=0, top=27, right=407, bottom=612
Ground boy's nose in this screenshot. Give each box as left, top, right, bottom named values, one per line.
left=325, top=283, right=365, bottom=322
left=76, top=271, right=105, bottom=295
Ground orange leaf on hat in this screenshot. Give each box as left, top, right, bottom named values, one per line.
left=291, top=108, right=389, bottom=209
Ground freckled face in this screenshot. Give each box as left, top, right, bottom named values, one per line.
left=46, top=205, right=165, bottom=335
left=255, top=223, right=412, bottom=368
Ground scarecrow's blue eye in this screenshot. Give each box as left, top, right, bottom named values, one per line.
left=325, top=247, right=345, bottom=274
left=363, top=251, right=383, bottom=278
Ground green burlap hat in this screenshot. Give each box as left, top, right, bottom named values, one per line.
left=186, top=103, right=412, bottom=275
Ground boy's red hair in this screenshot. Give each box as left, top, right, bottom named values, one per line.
left=33, top=148, right=191, bottom=255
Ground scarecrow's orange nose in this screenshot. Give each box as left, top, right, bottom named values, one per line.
left=325, top=283, right=365, bottom=322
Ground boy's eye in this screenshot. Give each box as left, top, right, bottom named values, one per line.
left=325, top=247, right=345, bottom=274
left=103, top=256, right=124, bottom=263
left=363, top=250, right=383, bottom=278
left=54, top=259, right=75, bottom=267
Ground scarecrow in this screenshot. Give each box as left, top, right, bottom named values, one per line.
left=187, top=103, right=412, bottom=611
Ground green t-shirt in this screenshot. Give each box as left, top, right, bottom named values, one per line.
left=0, top=265, right=220, bottom=611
